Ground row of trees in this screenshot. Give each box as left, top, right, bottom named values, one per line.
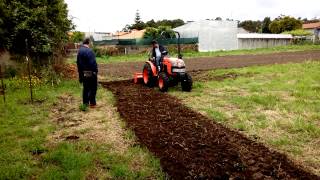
left=123, top=10, right=185, bottom=31
left=122, top=10, right=184, bottom=39
left=127, top=11, right=318, bottom=39
left=0, top=0, right=73, bottom=63
left=239, top=16, right=319, bottom=34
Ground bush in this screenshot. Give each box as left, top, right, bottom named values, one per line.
left=282, top=29, right=312, bottom=36
left=93, top=46, right=122, bottom=57
left=6, top=76, right=42, bottom=90
left=4, top=66, right=18, bottom=78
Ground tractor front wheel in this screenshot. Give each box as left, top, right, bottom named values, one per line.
left=158, top=72, right=169, bottom=92
left=181, top=73, right=193, bottom=92
left=143, top=63, right=156, bottom=87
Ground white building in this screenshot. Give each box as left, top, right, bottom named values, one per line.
left=174, top=20, right=293, bottom=52
left=174, top=20, right=239, bottom=52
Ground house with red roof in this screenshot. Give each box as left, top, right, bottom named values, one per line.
left=303, top=22, right=320, bottom=42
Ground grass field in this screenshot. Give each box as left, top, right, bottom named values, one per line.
left=68, top=44, right=320, bottom=64
left=170, top=61, right=320, bottom=175
left=0, top=79, right=164, bottom=179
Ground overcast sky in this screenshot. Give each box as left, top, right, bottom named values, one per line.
left=65, top=0, right=320, bottom=33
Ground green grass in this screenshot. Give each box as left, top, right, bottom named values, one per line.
left=0, top=79, right=164, bottom=179
left=170, top=61, right=320, bottom=175
left=68, top=44, right=320, bottom=64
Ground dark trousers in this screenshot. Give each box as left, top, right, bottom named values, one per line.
left=82, top=76, right=97, bottom=105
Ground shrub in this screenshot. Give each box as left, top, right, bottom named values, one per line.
left=282, top=29, right=312, bottom=36
left=4, top=66, right=18, bottom=78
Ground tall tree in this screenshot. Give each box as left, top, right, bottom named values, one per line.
left=130, top=10, right=145, bottom=30
left=261, top=17, right=272, bottom=33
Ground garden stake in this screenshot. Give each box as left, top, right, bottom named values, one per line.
left=26, top=39, right=33, bottom=103
left=0, top=65, right=5, bottom=103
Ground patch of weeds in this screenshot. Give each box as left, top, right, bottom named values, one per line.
left=249, top=94, right=280, bottom=109
left=124, top=130, right=136, bottom=141
left=206, top=109, right=227, bottom=123
left=289, top=118, right=320, bottom=138
left=192, top=82, right=204, bottom=90
left=270, top=136, right=291, bottom=147
left=41, top=143, right=93, bottom=179
left=79, top=104, right=88, bottom=112
left=254, top=114, right=268, bottom=129
left=233, top=121, right=247, bottom=131
left=231, top=96, right=254, bottom=109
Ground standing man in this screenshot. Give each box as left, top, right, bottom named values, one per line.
left=151, top=40, right=167, bottom=72
left=77, top=38, right=98, bottom=108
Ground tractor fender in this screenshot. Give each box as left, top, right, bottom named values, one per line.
left=146, top=61, right=157, bottom=76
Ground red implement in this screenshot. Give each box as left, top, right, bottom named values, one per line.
left=133, top=72, right=143, bottom=84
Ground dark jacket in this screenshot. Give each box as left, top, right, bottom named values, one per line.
left=151, top=45, right=167, bottom=59
left=77, top=45, right=98, bottom=80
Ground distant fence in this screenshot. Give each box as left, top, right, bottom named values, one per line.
left=94, top=38, right=198, bottom=46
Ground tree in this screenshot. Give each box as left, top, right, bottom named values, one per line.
left=126, top=15, right=185, bottom=31
left=143, top=26, right=175, bottom=39
left=269, top=16, right=302, bottom=34
left=143, top=27, right=159, bottom=39
left=130, top=10, right=145, bottom=30
left=215, top=17, right=222, bottom=21
left=261, top=17, right=272, bottom=33
left=70, top=31, right=85, bottom=43
left=269, top=21, right=281, bottom=34
left=146, top=19, right=157, bottom=28
left=239, top=20, right=261, bottom=33
left=0, top=0, right=73, bottom=63
left=302, top=18, right=320, bottom=23
left=170, top=19, right=185, bottom=28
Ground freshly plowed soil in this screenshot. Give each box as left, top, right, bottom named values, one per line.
left=99, top=50, right=320, bottom=79
left=102, top=81, right=319, bottom=179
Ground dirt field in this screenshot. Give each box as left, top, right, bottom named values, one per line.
left=99, top=50, right=320, bottom=79
left=100, top=51, right=320, bottom=179
left=102, top=81, right=318, bottom=179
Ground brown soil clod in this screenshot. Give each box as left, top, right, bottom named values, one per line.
left=65, top=135, right=80, bottom=141
left=101, top=80, right=319, bottom=180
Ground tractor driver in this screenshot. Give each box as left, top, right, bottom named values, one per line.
left=151, top=40, right=167, bottom=72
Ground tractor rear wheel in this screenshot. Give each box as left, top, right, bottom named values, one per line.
left=143, top=63, right=156, bottom=87
left=181, top=73, right=193, bottom=92
left=158, top=72, right=169, bottom=92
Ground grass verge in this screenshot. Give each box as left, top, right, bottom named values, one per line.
left=0, top=79, right=164, bottom=179
left=170, top=61, right=320, bottom=175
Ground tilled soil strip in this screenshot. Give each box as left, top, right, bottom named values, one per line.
left=102, top=80, right=319, bottom=179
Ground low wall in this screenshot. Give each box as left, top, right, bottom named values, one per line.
left=238, top=38, right=291, bottom=49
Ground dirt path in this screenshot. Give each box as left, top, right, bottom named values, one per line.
left=102, top=81, right=319, bottom=179
left=99, top=50, right=320, bottom=79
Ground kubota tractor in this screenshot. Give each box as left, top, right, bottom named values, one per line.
left=133, top=32, right=193, bottom=92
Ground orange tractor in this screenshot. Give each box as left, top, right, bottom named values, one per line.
left=134, top=32, right=192, bottom=92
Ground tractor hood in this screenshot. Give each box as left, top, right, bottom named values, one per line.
left=167, top=58, right=185, bottom=68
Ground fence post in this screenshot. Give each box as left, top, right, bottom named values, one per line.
left=25, top=39, right=33, bottom=103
